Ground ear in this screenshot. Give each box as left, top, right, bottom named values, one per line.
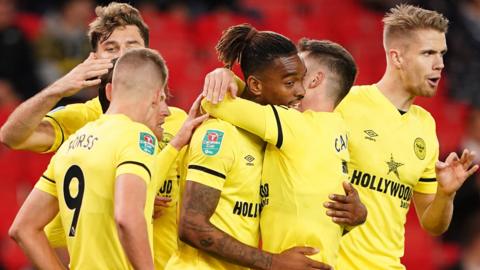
left=151, top=88, right=161, bottom=106
left=389, top=49, right=403, bottom=69
left=246, top=75, right=262, bottom=96
left=308, top=71, right=324, bottom=89
left=105, top=83, right=113, bottom=101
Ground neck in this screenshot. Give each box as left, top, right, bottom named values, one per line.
left=376, top=68, right=415, bottom=111
left=106, top=100, right=148, bottom=124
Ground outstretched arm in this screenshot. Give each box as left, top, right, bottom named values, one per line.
left=413, top=149, right=478, bottom=236
left=179, top=181, right=331, bottom=270
left=0, top=53, right=112, bottom=152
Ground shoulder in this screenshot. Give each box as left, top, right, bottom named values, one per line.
left=84, top=97, right=103, bottom=114
left=168, top=106, right=188, bottom=118
left=336, top=85, right=374, bottom=113
left=409, top=105, right=436, bottom=127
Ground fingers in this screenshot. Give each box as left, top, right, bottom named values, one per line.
left=206, top=75, right=216, bottom=103
left=85, top=68, right=110, bottom=79
left=154, top=196, right=172, bottom=207
left=328, top=193, right=348, bottom=203
left=218, top=70, right=234, bottom=102
left=202, top=73, right=210, bottom=98
left=190, top=113, right=209, bottom=128
left=188, top=95, right=204, bottom=118
left=326, top=209, right=350, bottom=219
left=306, top=258, right=332, bottom=270
left=293, top=246, right=319, bottom=256
left=342, top=181, right=354, bottom=195
left=153, top=210, right=164, bottom=219
left=435, top=160, right=448, bottom=170
left=324, top=201, right=349, bottom=211
left=460, top=149, right=476, bottom=169
left=212, top=74, right=225, bottom=104
left=82, top=79, right=102, bottom=87
left=444, top=152, right=459, bottom=165
left=228, top=81, right=238, bottom=99
left=467, top=164, right=480, bottom=178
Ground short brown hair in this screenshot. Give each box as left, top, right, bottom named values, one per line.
left=88, top=2, right=149, bottom=51
left=383, top=4, right=449, bottom=43
left=298, top=38, right=357, bottom=105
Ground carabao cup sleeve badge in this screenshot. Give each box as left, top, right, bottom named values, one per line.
left=139, top=132, right=156, bottom=155
left=202, top=130, right=224, bottom=156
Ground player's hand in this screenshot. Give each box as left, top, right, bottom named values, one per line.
left=202, top=68, right=238, bottom=104
left=324, top=181, right=367, bottom=226
left=48, top=53, right=113, bottom=98
left=436, top=149, right=478, bottom=197
left=271, top=246, right=332, bottom=270
left=170, top=95, right=209, bottom=150
left=153, top=196, right=172, bottom=219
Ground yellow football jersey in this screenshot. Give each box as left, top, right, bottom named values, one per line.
left=42, top=97, right=186, bottom=268
left=35, top=114, right=166, bottom=269
left=335, top=85, right=438, bottom=270
left=165, top=118, right=263, bottom=270
left=153, top=107, right=187, bottom=268
left=202, top=96, right=349, bottom=265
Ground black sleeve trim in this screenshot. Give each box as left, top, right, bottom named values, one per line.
left=270, top=105, right=283, bottom=148
left=419, top=178, right=436, bottom=182
left=45, top=115, right=65, bottom=146
left=188, top=165, right=226, bottom=179
left=42, top=175, right=56, bottom=184
left=117, top=161, right=151, bottom=180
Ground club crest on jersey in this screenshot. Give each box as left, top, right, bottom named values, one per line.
left=159, top=132, right=173, bottom=150
left=139, top=132, right=156, bottom=155
left=414, top=137, right=426, bottom=160
left=202, top=130, right=224, bottom=156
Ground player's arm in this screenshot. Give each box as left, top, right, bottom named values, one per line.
left=202, top=95, right=286, bottom=147
left=115, top=174, right=154, bottom=270
left=413, top=149, right=478, bottom=236
left=324, top=181, right=367, bottom=227
left=0, top=53, right=112, bottom=152
left=179, top=181, right=331, bottom=270
left=9, top=188, right=65, bottom=270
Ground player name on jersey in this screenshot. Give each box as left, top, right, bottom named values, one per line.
left=232, top=200, right=262, bottom=218
left=68, top=133, right=98, bottom=151
left=350, top=169, right=413, bottom=209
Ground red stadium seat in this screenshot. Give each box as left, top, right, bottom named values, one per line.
left=14, top=12, right=43, bottom=41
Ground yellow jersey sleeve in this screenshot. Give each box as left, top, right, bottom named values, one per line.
left=34, top=158, right=57, bottom=197
left=43, top=98, right=103, bottom=153
left=202, top=96, right=275, bottom=144
left=186, top=119, right=235, bottom=190
left=115, top=126, right=159, bottom=185
left=202, top=95, right=302, bottom=151
left=414, top=116, right=439, bottom=194
left=152, top=144, right=179, bottom=192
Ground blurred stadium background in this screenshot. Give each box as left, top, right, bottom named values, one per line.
left=0, top=0, right=479, bottom=269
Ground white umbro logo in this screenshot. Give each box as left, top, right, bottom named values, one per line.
left=244, top=155, right=255, bottom=166
left=364, top=130, right=378, bottom=141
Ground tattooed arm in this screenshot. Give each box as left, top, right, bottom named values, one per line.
left=178, top=181, right=332, bottom=270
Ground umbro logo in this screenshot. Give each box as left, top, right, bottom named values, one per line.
left=244, top=155, right=255, bottom=166
left=364, top=130, right=378, bottom=141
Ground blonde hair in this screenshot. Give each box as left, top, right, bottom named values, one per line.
left=114, top=48, right=169, bottom=96
left=88, top=2, right=149, bottom=51
left=383, top=4, right=448, bottom=45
